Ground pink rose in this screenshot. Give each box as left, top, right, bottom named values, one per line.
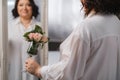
left=28, top=33, right=34, bottom=40
left=33, top=33, right=43, bottom=42
left=41, top=36, right=48, bottom=42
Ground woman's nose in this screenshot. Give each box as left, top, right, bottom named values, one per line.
left=23, top=5, right=27, bottom=9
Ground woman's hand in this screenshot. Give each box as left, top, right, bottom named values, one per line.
left=25, top=58, right=42, bottom=78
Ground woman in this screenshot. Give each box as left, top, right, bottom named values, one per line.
left=8, top=0, right=41, bottom=80
left=25, top=0, right=120, bottom=80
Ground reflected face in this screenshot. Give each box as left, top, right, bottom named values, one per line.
left=17, top=0, right=32, bottom=19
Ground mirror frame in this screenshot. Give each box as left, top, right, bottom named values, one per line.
left=40, top=0, right=48, bottom=66
left=0, top=0, right=8, bottom=80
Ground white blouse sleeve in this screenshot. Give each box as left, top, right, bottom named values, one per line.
left=40, top=22, right=91, bottom=80
left=40, top=28, right=79, bottom=80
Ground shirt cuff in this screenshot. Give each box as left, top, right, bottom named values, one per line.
left=40, top=66, right=49, bottom=78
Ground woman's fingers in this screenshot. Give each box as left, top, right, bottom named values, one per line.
left=25, top=58, right=41, bottom=78
left=25, top=58, right=35, bottom=73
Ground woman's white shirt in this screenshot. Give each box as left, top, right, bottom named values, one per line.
left=40, top=14, right=120, bottom=80
left=8, top=17, right=41, bottom=80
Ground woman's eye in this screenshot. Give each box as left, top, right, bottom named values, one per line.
left=18, top=3, right=31, bottom=7
left=27, top=4, right=31, bottom=6
left=18, top=4, right=23, bottom=6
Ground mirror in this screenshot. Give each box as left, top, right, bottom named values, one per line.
left=0, top=0, right=48, bottom=80
left=7, top=0, right=42, bottom=80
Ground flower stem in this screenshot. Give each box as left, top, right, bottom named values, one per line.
left=27, top=41, right=39, bottom=55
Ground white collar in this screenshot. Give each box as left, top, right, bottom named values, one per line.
left=14, top=17, right=36, bottom=25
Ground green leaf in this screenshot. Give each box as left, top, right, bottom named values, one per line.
left=23, top=32, right=31, bottom=37
left=34, top=25, right=44, bottom=34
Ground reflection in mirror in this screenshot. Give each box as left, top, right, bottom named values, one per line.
left=7, top=0, right=41, bottom=80
left=48, top=0, right=84, bottom=64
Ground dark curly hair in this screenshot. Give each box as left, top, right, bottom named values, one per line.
left=12, top=0, right=39, bottom=18
left=81, top=0, right=120, bottom=16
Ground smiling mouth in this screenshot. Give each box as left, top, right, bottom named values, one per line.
left=22, top=12, right=29, bottom=14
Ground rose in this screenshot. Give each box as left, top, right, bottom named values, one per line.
left=28, top=33, right=34, bottom=40
left=23, top=25, right=49, bottom=55
left=28, top=33, right=48, bottom=43
left=28, top=33, right=43, bottom=42
left=41, top=36, right=48, bottom=42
